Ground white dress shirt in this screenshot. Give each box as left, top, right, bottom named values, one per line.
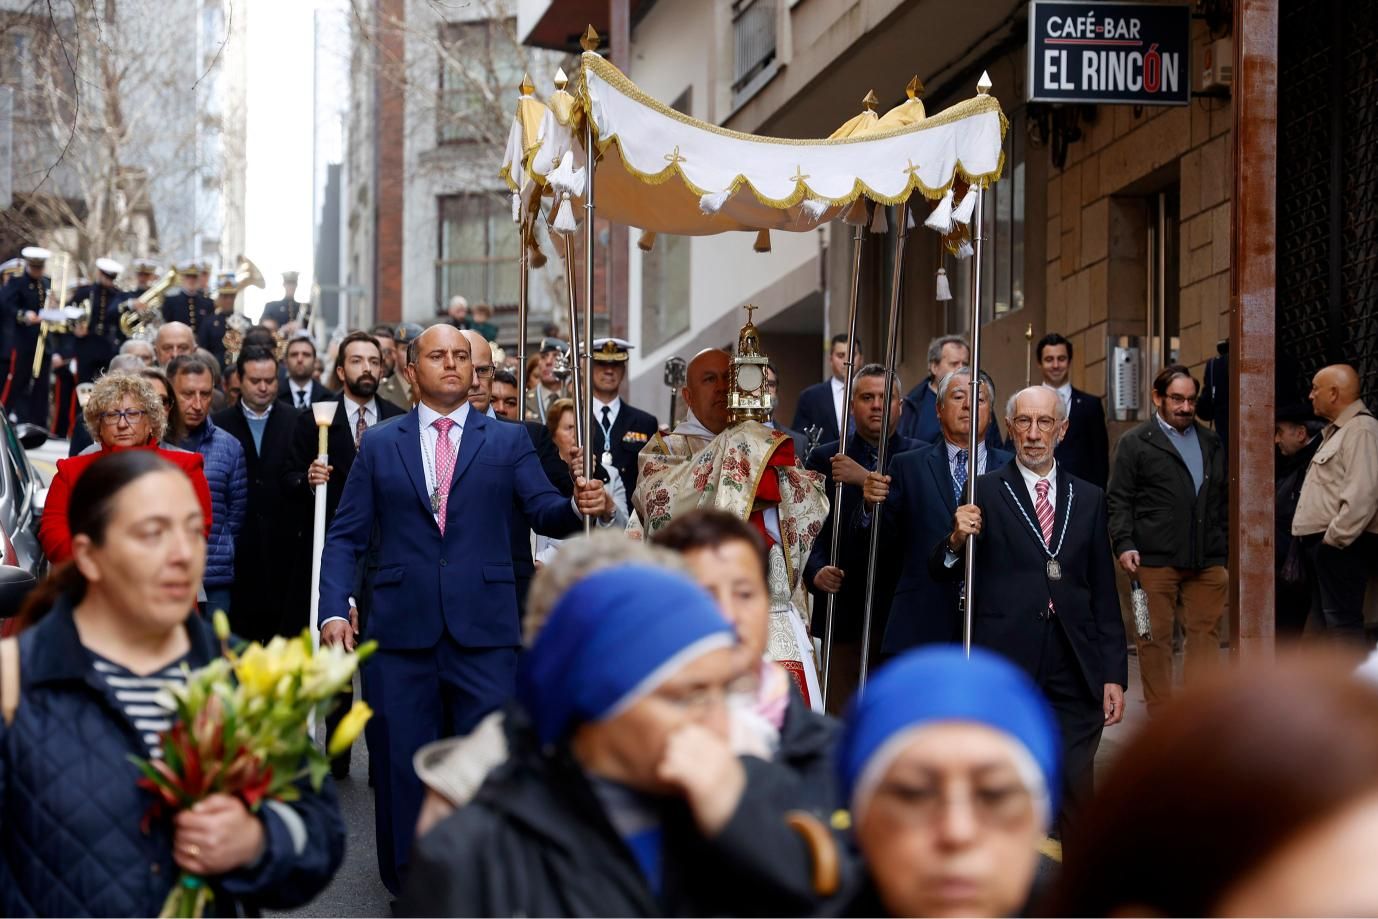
left=594, top=396, right=622, bottom=439
left=1016, top=459, right=1059, bottom=513
left=418, top=402, right=469, bottom=523
left=344, top=396, right=378, bottom=438
left=288, top=380, right=314, bottom=407
left=1044, top=381, right=1073, bottom=420
left=945, top=440, right=989, bottom=481
left=830, top=377, right=845, bottom=432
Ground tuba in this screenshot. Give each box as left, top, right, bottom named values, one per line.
left=221, top=256, right=266, bottom=363
left=120, top=266, right=178, bottom=340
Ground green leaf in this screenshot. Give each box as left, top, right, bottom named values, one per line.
left=307, top=753, right=331, bottom=792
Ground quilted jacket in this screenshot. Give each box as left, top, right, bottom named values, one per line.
left=180, top=418, right=248, bottom=587
left=0, top=597, right=345, bottom=917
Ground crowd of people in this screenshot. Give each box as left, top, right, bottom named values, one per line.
left=1, top=242, right=1377, bottom=916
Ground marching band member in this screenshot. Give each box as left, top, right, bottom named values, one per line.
left=0, top=246, right=52, bottom=425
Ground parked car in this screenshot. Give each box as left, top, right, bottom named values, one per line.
left=0, top=420, right=50, bottom=628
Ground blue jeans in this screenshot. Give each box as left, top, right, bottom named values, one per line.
left=203, top=585, right=232, bottom=620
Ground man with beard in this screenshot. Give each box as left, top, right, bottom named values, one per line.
left=284, top=330, right=404, bottom=776
left=1108, top=364, right=1227, bottom=713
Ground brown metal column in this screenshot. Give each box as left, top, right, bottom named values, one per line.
left=374, top=0, right=406, bottom=324
left=607, top=0, right=630, bottom=339
left=1229, top=0, right=1278, bottom=661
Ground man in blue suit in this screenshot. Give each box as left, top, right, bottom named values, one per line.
left=897, top=334, right=1005, bottom=450
left=792, top=333, right=860, bottom=448
left=861, top=367, right=1013, bottom=653
left=319, top=323, right=613, bottom=893
left=803, top=363, right=918, bottom=712
left=1034, top=332, right=1109, bottom=488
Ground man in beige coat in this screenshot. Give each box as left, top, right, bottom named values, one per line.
left=1293, top=364, right=1378, bottom=645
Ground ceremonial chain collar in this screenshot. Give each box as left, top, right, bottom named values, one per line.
left=1001, top=478, right=1074, bottom=560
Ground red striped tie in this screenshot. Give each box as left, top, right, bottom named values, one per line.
left=1036, top=479, right=1055, bottom=615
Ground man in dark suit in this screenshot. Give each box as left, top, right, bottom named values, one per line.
left=898, top=334, right=1005, bottom=450
left=932, top=384, right=1127, bottom=835
left=589, top=337, right=659, bottom=511
left=212, top=345, right=301, bottom=642
left=792, top=333, right=861, bottom=448
left=861, top=367, right=1013, bottom=656
left=1035, top=332, right=1109, bottom=488
left=803, top=362, right=917, bottom=712
left=278, top=334, right=331, bottom=408
left=318, top=323, right=613, bottom=893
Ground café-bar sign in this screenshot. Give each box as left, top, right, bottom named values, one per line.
left=1028, top=1, right=1192, bottom=105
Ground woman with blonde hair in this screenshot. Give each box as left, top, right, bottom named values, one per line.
left=39, top=373, right=212, bottom=563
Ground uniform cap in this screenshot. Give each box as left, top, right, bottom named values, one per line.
left=282, top=271, right=299, bottom=283
left=21, top=246, right=51, bottom=263
left=179, top=261, right=203, bottom=275
left=539, top=337, right=569, bottom=354
left=133, top=258, right=159, bottom=273
left=591, top=337, right=633, bottom=363
left=95, top=257, right=124, bottom=277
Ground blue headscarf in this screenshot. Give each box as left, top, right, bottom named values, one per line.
left=836, top=646, right=1061, bottom=822
left=518, top=564, right=736, bottom=746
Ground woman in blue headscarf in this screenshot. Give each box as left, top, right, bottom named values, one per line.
left=835, top=646, right=1061, bottom=918
left=400, top=564, right=841, bottom=917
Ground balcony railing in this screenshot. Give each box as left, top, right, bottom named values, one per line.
left=731, top=0, right=776, bottom=101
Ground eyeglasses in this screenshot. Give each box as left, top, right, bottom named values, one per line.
left=473, top=365, right=495, bottom=379
left=1166, top=393, right=1198, bottom=406
left=1010, top=415, right=1058, bottom=433
left=872, top=779, right=1038, bottom=829
left=100, top=409, right=148, bottom=427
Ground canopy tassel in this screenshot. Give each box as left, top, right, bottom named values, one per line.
left=842, top=197, right=870, bottom=226
left=530, top=242, right=548, bottom=269
left=699, top=188, right=732, bottom=215
left=935, top=267, right=952, bottom=301
left=638, top=229, right=657, bottom=251
left=907, top=207, right=917, bottom=230
left=951, top=188, right=977, bottom=226
left=754, top=229, right=772, bottom=253
left=869, top=203, right=889, bottom=234
left=511, top=192, right=521, bottom=224
left=548, top=150, right=586, bottom=198
left=800, top=198, right=829, bottom=222
left=924, top=189, right=955, bottom=234
left=552, top=193, right=578, bottom=235
left=955, top=239, right=974, bottom=259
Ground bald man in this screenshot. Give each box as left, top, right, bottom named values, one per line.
left=155, top=321, right=196, bottom=369
left=632, top=345, right=830, bottom=709
left=1293, top=363, right=1378, bottom=644
left=319, top=322, right=612, bottom=893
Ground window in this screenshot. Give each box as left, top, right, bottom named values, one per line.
left=437, top=193, right=519, bottom=309
left=731, top=0, right=777, bottom=105
left=950, top=107, right=1026, bottom=324
left=641, top=88, right=693, bottom=351
left=0, top=32, right=32, bottom=116
left=438, top=20, right=523, bottom=145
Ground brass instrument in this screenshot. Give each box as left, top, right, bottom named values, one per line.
left=220, top=256, right=266, bottom=363
left=120, top=266, right=178, bottom=340
left=33, top=255, right=73, bottom=377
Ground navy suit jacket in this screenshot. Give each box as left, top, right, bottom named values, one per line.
left=871, top=441, right=1013, bottom=653
left=1055, top=387, right=1110, bottom=489
left=804, top=433, right=920, bottom=646
left=928, top=461, right=1128, bottom=697
left=320, top=406, right=582, bottom=651
left=792, top=380, right=844, bottom=447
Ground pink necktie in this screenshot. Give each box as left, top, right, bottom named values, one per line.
left=1036, top=479, right=1054, bottom=614
left=432, top=417, right=456, bottom=534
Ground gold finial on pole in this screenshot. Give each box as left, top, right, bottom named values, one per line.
left=862, top=90, right=879, bottom=111
left=553, top=67, right=568, bottom=90
left=580, top=25, right=600, bottom=52
left=977, top=71, right=993, bottom=95
left=519, top=72, right=535, bottom=96
left=743, top=302, right=758, bottom=325
left=906, top=76, right=925, bottom=100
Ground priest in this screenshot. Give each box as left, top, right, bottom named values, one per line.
left=631, top=307, right=829, bottom=709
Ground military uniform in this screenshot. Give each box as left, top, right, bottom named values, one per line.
left=66, top=280, right=129, bottom=382
left=0, top=251, right=52, bottom=425
left=261, top=297, right=302, bottom=328
left=162, top=287, right=216, bottom=331
left=588, top=338, right=660, bottom=511
left=197, top=311, right=233, bottom=370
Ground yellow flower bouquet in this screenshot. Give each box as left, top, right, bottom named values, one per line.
left=130, top=612, right=376, bottom=917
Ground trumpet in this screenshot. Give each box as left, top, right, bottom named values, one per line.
left=120, top=266, right=178, bottom=340
left=221, top=256, right=266, bottom=363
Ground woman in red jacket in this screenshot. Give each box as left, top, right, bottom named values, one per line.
left=40, top=372, right=213, bottom=563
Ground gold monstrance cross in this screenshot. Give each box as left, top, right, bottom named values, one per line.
left=664, top=145, right=686, bottom=166
left=743, top=303, right=758, bottom=324
left=789, top=165, right=810, bottom=184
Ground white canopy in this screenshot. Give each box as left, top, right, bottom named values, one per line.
left=509, top=52, right=1006, bottom=238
